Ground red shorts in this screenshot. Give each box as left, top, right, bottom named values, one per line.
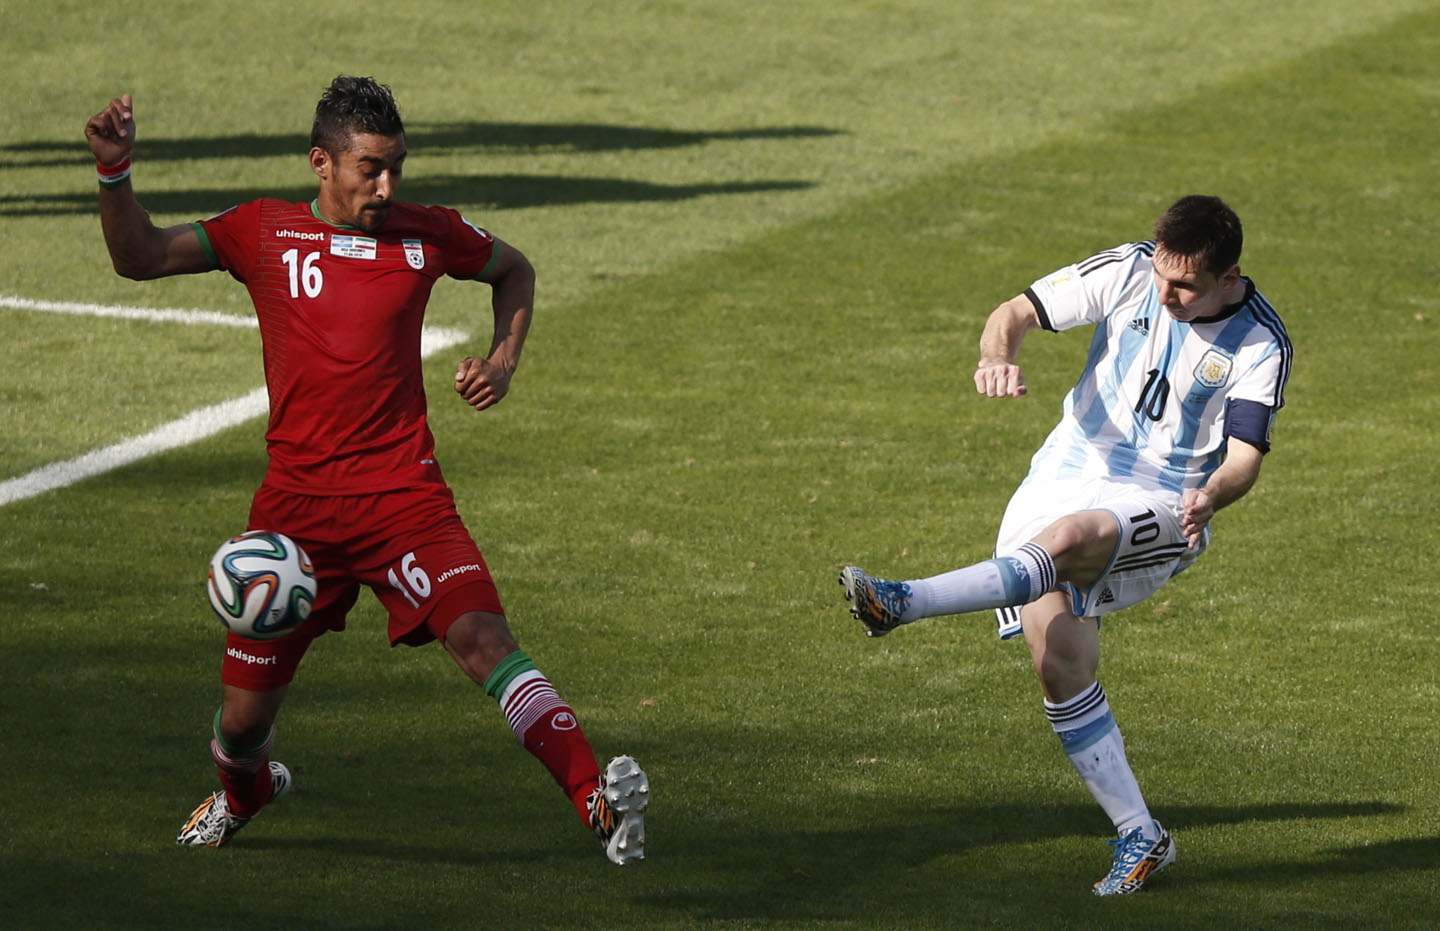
left=221, top=480, right=504, bottom=691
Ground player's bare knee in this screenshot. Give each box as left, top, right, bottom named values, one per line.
left=1041, top=516, right=1089, bottom=557
left=219, top=701, right=281, bottom=747
left=1034, top=512, right=1118, bottom=583
left=1037, top=651, right=1098, bottom=698
left=443, top=611, right=520, bottom=681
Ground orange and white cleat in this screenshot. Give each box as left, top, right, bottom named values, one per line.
left=176, top=761, right=291, bottom=847
left=1093, top=822, right=1175, bottom=895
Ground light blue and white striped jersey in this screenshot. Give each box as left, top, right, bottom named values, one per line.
left=1021, top=241, right=1291, bottom=493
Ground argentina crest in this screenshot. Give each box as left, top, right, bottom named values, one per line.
left=1193, top=348, right=1233, bottom=389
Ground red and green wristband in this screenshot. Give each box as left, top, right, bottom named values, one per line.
left=97, top=157, right=132, bottom=188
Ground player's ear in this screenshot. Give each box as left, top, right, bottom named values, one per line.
left=1220, top=264, right=1242, bottom=287
left=309, top=146, right=331, bottom=181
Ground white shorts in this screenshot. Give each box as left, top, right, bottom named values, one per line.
left=992, top=476, right=1208, bottom=638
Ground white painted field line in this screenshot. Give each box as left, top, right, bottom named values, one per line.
left=1, top=294, right=469, bottom=507
left=0, top=294, right=258, bottom=328
left=1, top=389, right=271, bottom=507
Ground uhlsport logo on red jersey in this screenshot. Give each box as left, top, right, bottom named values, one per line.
left=435, top=562, right=484, bottom=585
left=227, top=646, right=278, bottom=665
left=551, top=711, right=577, bottom=731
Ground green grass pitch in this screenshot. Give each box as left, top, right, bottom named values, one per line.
left=2, top=1, right=1438, bottom=927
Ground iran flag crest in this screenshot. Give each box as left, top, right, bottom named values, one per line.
left=402, top=239, right=425, bottom=270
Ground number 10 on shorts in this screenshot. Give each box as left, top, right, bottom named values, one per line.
left=387, top=551, right=432, bottom=608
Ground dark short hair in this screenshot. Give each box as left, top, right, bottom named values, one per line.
left=310, top=75, right=405, bottom=153
left=1153, top=195, right=1243, bottom=276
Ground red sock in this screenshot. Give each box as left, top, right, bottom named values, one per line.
left=497, top=671, right=602, bottom=822
left=212, top=733, right=275, bottom=819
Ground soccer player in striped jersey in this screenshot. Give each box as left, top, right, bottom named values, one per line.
left=841, top=195, right=1290, bottom=895
left=84, top=78, right=647, bottom=864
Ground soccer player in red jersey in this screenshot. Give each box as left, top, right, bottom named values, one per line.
left=84, top=77, right=647, bottom=864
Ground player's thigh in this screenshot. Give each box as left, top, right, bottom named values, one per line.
left=1070, top=485, right=1198, bottom=616
left=220, top=580, right=360, bottom=690
left=1029, top=509, right=1123, bottom=584
left=361, top=488, right=506, bottom=646
left=245, top=482, right=365, bottom=634
left=995, top=475, right=1104, bottom=552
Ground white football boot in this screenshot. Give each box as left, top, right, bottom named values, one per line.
left=177, top=761, right=292, bottom=847
left=587, top=755, right=649, bottom=865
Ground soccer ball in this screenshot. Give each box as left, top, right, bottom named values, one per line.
left=206, top=530, right=317, bottom=640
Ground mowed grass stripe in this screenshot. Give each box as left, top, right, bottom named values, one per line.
left=2, top=1, right=1431, bottom=486
left=0, top=319, right=468, bottom=504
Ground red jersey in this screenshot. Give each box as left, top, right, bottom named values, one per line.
left=193, top=200, right=496, bottom=494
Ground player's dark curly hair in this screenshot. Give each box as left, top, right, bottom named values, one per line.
left=1153, top=195, right=1243, bottom=276
left=310, top=75, right=405, bottom=153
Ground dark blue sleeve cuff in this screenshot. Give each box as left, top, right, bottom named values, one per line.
left=1224, top=399, right=1275, bottom=453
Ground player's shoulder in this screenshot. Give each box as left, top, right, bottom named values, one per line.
left=1075, top=241, right=1154, bottom=278
left=1235, top=280, right=1290, bottom=347
left=202, top=198, right=317, bottom=229
left=383, top=202, right=486, bottom=238
left=387, top=201, right=450, bottom=224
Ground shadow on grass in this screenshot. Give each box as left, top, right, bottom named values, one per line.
left=2, top=120, right=835, bottom=216
left=4, top=121, right=844, bottom=167
left=1203, top=836, right=1440, bottom=882
left=18, top=796, right=1412, bottom=927
left=624, top=799, right=1418, bottom=918
left=3, top=633, right=1426, bottom=928
left=226, top=799, right=1415, bottom=866
left=0, top=175, right=813, bottom=218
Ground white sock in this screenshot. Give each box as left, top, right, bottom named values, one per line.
left=904, top=542, right=1056, bottom=620
left=1046, top=682, right=1156, bottom=840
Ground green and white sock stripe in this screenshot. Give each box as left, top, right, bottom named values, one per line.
left=483, top=651, right=537, bottom=698
left=211, top=706, right=273, bottom=761
left=483, top=652, right=567, bottom=742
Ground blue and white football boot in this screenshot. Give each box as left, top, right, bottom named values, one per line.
left=839, top=566, right=912, bottom=637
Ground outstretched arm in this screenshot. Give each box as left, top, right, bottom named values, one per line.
left=974, top=294, right=1042, bottom=398
left=1181, top=438, right=1264, bottom=548
left=85, top=94, right=212, bottom=280
left=454, top=239, right=536, bottom=412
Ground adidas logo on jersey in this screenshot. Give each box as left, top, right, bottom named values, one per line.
left=1096, top=586, right=1116, bottom=606
left=1127, top=317, right=1151, bottom=336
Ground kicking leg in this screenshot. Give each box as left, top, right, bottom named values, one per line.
left=840, top=509, right=1119, bottom=635
left=444, top=611, right=648, bottom=865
